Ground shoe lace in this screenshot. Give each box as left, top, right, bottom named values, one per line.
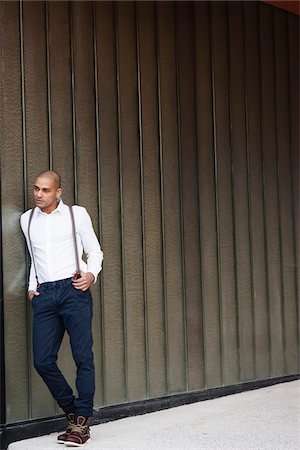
left=71, top=423, right=89, bottom=434
left=67, top=422, right=76, bottom=432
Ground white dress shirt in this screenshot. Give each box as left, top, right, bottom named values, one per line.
left=20, top=200, right=103, bottom=291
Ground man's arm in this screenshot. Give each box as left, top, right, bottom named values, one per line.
left=72, top=207, right=103, bottom=291
left=27, top=264, right=39, bottom=300
left=20, top=211, right=39, bottom=299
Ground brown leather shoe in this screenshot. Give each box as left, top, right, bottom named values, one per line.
left=64, top=415, right=91, bottom=447
left=57, top=413, right=76, bottom=444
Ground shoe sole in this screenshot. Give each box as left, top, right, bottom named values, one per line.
left=64, top=437, right=90, bottom=447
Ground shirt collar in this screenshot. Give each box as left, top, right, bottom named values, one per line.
left=36, top=199, right=65, bottom=215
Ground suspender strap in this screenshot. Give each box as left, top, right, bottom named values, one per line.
left=69, top=206, right=81, bottom=276
left=28, top=208, right=40, bottom=288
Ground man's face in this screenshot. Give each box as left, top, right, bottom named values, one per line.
left=34, top=176, right=62, bottom=213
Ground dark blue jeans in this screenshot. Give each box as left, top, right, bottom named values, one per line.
left=31, top=277, right=95, bottom=417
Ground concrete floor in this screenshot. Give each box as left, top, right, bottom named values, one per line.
left=8, top=380, right=300, bottom=450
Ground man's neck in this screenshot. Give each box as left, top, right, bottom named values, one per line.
left=41, top=201, right=60, bottom=214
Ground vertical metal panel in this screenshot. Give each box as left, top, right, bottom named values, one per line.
left=175, top=4, right=188, bottom=395
left=0, top=0, right=30, bottom=422
left=136, top=2, right=149, bottom=399
left=228, top=2, right=255, bottom=381
left=137, top=2, right=167, bottom=398
left=0, top=3, right=6, bottom=425
left=116, top=1, right=147, bottom=401
left=288, top=14, right=300, bottom=371
left=0, top=195, right=4, bottom=424
left=274, top=9, right=298, bottom=375
left=176, top=1, right=204, bottom=391
left=259, top=3, right=285, bottom=376
left=70, top=1, right=77, bottom=203
left=156, top=2, right=169, bottom=396
left=47, top=1, right=74, bottom=203
left=115, top=1, right=129, bottom=403
left=95, top=1, right=126, bottom=406
left=45, top=2, right=52, bottom=168
left=157, top=1, right=186, bottom=394
left=243, top=1, right=270, bottom=379
left=194, top=1, right=222, bottom=388
left=211, top=1, right=239, bottom=385
left=23, top=1, right=49, bottom=199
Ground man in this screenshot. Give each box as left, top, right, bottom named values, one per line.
left=20, top=170, right=103, bottom=447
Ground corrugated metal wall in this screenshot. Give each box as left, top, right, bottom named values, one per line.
left=0, top=0, right=298, bottom=423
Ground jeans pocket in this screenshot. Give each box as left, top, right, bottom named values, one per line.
left=31, top=290, right=42, bottom=308
left=73, top=286, right=90, bottom=301
left=31, top=295, right=37, bottom=310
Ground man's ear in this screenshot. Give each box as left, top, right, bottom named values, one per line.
left=56, top=187, right=62, bottom=200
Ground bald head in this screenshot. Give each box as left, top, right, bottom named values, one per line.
left=36, top=170, right=61, bottom=189
left=34, top=170, right=63, bottom=213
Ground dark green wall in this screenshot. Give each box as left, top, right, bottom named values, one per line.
left=0, top=0, right=298, bottom=423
